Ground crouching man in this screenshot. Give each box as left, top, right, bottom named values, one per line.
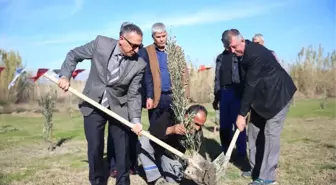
left=139, top=104, right=208, bottom=185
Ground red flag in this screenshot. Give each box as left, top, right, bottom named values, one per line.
left=72, top=69, right=85, bottom=79
left=30, top=68, right=49, bottom=82
left=0, top=67, right=4, bottom=74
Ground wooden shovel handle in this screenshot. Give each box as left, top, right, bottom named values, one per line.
left=223, top=129, right=240, bottom=167
left=223, top=112, right=250, bottom=167
left=42, top=73, right=186, bottom=159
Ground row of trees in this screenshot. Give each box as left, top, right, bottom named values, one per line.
left=289, top=45, right=336, bottom=98
left=1, top=43, right=334, bottom=151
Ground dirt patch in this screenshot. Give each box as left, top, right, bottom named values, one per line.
left=0, top=140, right=148, bottom=185
left=10, top=111, right=43, bottom=117
left=8, top=169, right=148, bottom=185
left=1, top=116, right=335, bottom=185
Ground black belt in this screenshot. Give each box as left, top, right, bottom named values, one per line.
left=221, top=83, right=240, bottom=89
left=161, top=90, right=172, bottom=95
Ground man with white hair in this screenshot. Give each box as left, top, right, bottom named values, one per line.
left=138, top=22, right=189, bottom=126
left=252, top=33, right=265, bottom=46
left=252, top=33, right=280, bottom=63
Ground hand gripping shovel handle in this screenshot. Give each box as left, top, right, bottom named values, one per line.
left=43, top=73, right=186, bottom=159
left=213, top=112, right=250, bottom=170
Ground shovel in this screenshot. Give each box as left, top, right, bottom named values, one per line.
left=42, top=73, right=215, bottom=184
left=210, top=129, right=241, bottom=182
left=206, top=112, right=251, bottom=183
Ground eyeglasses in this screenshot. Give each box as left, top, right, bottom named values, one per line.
left=193, top=121, right=203, bottom=127
left=122, top=36, right=143, bottom=50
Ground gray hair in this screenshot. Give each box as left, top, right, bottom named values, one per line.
left=119, top=22, right=143, bottom=37
left=119, top=21, right=132, bottom=36
left=221, top=29, right=244, bottom=48
left=151, top=22, right=166, bottom=35
left=252, top=33, right=264, bottom=42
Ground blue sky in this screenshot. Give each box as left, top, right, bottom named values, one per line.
left=0, top=0, right=335, bottom=79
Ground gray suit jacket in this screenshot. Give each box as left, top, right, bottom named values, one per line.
left=59, top=35, right=146, bottom=122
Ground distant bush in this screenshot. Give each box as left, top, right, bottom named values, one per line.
left=0, top=49, right=34, bottom=105
left=289, top=45, right=335, bottom=98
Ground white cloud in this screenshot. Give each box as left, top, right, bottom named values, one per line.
left=137, top=1, right=288, bottom=29
left=6, top=1, right=290, bottom=47
left=71, top=0, right=83, bottom=15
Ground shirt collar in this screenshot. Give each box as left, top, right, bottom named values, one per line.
left=113, top=43, right=123, bottom=57
left=154, top=43, right=167, bottom=53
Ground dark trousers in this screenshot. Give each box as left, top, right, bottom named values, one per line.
left=148, top=93, right=172, bottom=125
left=107, top=131, right=140, bottom=170
left=84, top=109, right=130, bottom=185
left=219, top=87, right=247, bottom=156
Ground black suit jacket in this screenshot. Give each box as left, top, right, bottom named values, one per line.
left=137, top=48, right=151, bottom=108
left=239, top=40, right=297, bottom=119
left=214, top=50, right=231, bottom=101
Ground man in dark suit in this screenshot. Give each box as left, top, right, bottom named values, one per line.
left=57, top=23, right=146, bottom=185
left=213, top=31, right=250, bottom=173
left=222, top=29, right=297, bottom=185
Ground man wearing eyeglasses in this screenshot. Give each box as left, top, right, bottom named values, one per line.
left=107, top=22, right=142, bottom=179
left=57, top=23, right=146, bottom=185
left=138, top=104, right=207, bottom=185
left=138, top=22, right=189, bottom=126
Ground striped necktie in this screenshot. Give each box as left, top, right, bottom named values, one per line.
left=101, top=54, right=124, bottom=108
left=107, top=54, right=123, bottom=84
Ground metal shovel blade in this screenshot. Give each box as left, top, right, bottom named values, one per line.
left=183, top=152, right=217, bottom=185
left=209, top=129, right=241, bottom=183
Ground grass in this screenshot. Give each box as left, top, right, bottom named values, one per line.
left=0, top=98, right=335, bottom=185
left=288, top=98, right=336, bottom=118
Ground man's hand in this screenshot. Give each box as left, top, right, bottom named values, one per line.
left=146, top=98, right=154, bottom=110
left=236, top=115, right=247, bottom=131
left=172, top=124, right=186, bottom=135
left=58, top=76, right=70, bottom=91
left=212, top=100, right=219, bottom=110
left=131, top=123, right=143, bottom=136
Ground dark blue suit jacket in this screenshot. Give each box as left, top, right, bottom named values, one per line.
left=138, top=48, right=153, bottom=107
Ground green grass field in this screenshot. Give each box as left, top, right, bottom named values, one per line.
left=0, top=98, right=335, bottom=185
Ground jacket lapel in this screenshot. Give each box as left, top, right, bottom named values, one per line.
left=118, top=57, right=136, bottom=84
left=103, top=40, right=117, bottom=83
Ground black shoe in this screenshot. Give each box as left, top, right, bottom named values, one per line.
left=91, top=177, right=108, bottom=185
left=235, top=155, right=251, bottom=172
left=130, top=167, right=138, bottom=175
left=241, top=170, right=252, bottom=178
